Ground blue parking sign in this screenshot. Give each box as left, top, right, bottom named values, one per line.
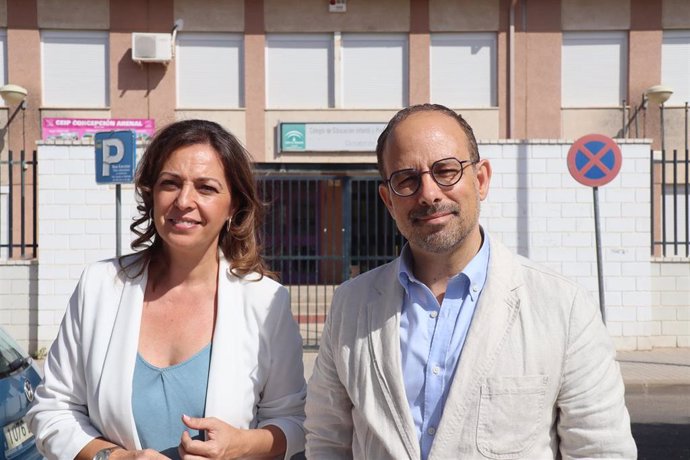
left=95, top=131, right=137, bottom=184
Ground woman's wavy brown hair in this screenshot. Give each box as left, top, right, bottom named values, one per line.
left=122, top=119, right=274, bottom=280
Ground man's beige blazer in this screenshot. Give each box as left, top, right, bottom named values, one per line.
left=305, top=238, right=636, bottom=459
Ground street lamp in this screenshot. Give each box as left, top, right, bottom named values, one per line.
left=0, top=84, right=28, bottom=130
left=0, top=84, right=27, bottom=105
left=645, top=84, right=673, bottom=153
left=645, top=85, right=673, bottom=106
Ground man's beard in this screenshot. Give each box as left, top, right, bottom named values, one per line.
left=405, top=199, right=480, bottom=254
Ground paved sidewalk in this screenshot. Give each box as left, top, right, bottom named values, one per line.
left=617, top=348, right=690, bottom=425
left=303, top=347, right=690, bottom=387
left=617, top=347, right=690, bottom=388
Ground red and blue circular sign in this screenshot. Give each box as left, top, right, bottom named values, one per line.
left=567, top=134, right=622, bottom=187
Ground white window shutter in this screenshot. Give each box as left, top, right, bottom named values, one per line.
left=662, top=30, right=690, bottom=105
left=562, top=31, right=627, bottom=107
left=41, top=30, right=108, bottom=108
left=176, top=33, right=243, bottom=109
left=341, top=34, right=408, bottom=109
left=431, top=33, right=497, bottom=108
left=0, top=30, right=7, bottom=105
left=266, top=34, right=333, bottom=109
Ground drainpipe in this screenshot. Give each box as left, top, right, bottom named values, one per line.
left=509, top=0, right=518, bottom=138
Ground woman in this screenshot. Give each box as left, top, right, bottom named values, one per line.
left=28, top=120, right=306, bottom=459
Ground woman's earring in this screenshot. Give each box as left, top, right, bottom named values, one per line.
left=226, top=217, right=232, bottom=232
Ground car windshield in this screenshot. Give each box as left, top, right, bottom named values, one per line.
left=0, top=327, right=27, bottom=376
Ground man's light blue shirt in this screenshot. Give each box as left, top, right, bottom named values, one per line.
left=398, top=234, right=490, bottom=459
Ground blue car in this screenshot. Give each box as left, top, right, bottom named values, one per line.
left=0, top=327, right=42, bottom=459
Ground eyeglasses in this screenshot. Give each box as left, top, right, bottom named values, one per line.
left=384, top=157, right=477, bottom=197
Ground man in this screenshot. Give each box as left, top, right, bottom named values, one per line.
left=305, top=104, right=636, bottom=459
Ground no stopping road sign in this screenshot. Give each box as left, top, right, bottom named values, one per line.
left=567, top=134, right=622, bottom=187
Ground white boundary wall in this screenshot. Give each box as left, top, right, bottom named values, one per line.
left=35, top=143, right=140, bottom=347
left=479, top=140, right=688, bottom=350
left=29, top=140, right=690, bottom=350
left=0, top=260, right=38, bottom=352
left=1, top=185, right=9, bottom=260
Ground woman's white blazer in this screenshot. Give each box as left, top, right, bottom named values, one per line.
left=27, top=256, right=306, bottom=460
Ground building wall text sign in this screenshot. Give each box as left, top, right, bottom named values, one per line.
left=43, top=118, right=155, bottom=142
left=279, top=122, right=387, bottom=152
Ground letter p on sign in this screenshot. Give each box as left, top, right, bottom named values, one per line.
left=101, top=138, right=125, bottom=176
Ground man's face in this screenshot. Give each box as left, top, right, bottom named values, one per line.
left=378, top=111, right=491, bottom=256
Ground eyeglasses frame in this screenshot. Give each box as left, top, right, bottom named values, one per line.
left=383, top=157, right=478, bottom=197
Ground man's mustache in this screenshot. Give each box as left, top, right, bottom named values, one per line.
left=409, top=203, right=459, bottom=220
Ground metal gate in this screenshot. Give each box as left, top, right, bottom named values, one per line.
left=1, top=150, right=37, bottom=259
left=651, top=148, right=690, bottom=257
left=257, top=172, right=405, bottom=348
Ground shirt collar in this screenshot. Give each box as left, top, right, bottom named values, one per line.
left=397, top=228, right=491, bottom=302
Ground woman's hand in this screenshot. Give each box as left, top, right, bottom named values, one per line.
left=178, top=415, right=286, bottom=459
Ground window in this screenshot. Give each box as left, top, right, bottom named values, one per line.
left=41, top=30, right=108, bottom=107
left=0, top=30, right=6, bottom=106
left=266, top=34, right=333, bottom=109
left=430, top=33, right=497, bottom=108
left=562, top=32, right=627, bottom=107
left=265, top=33, right=409, bottom=109
left=341, top=34, right=408, bottom=109
left=176, top=33, right=243, bottom=109
left=662, top=30, right=690, bottom=105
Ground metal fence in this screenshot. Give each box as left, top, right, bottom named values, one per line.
left=0, top=150, right=37, bottom=259
left=257, top=168, right=405, bottom=348
left=651, top=148, right=690, bottom=257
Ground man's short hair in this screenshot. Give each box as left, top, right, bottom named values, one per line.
left=375, top=103, right=480, bottom=179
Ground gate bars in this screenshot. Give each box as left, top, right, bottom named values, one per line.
left=257, top=172, right=405, bottom=348
left=0, top=150, right=37, bottom=259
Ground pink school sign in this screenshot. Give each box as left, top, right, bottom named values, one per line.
left=42, top=118, right=156, bottom=142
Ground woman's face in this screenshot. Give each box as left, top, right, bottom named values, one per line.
left=152, top=143, right=233, bottom=259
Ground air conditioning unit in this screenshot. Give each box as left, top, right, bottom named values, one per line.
left=132, top=33, right=172, bottom=63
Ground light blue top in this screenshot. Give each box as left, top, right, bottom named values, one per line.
left=132, top=343, right=212, bottom=459
left=398, top=234, right=490, bottom=460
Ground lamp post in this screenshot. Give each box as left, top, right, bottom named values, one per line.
left=645, top=84, right=673, bottom=153
left=1, top=84, right=29, bottom=259
left=645, top=85, right=673, bottom=257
